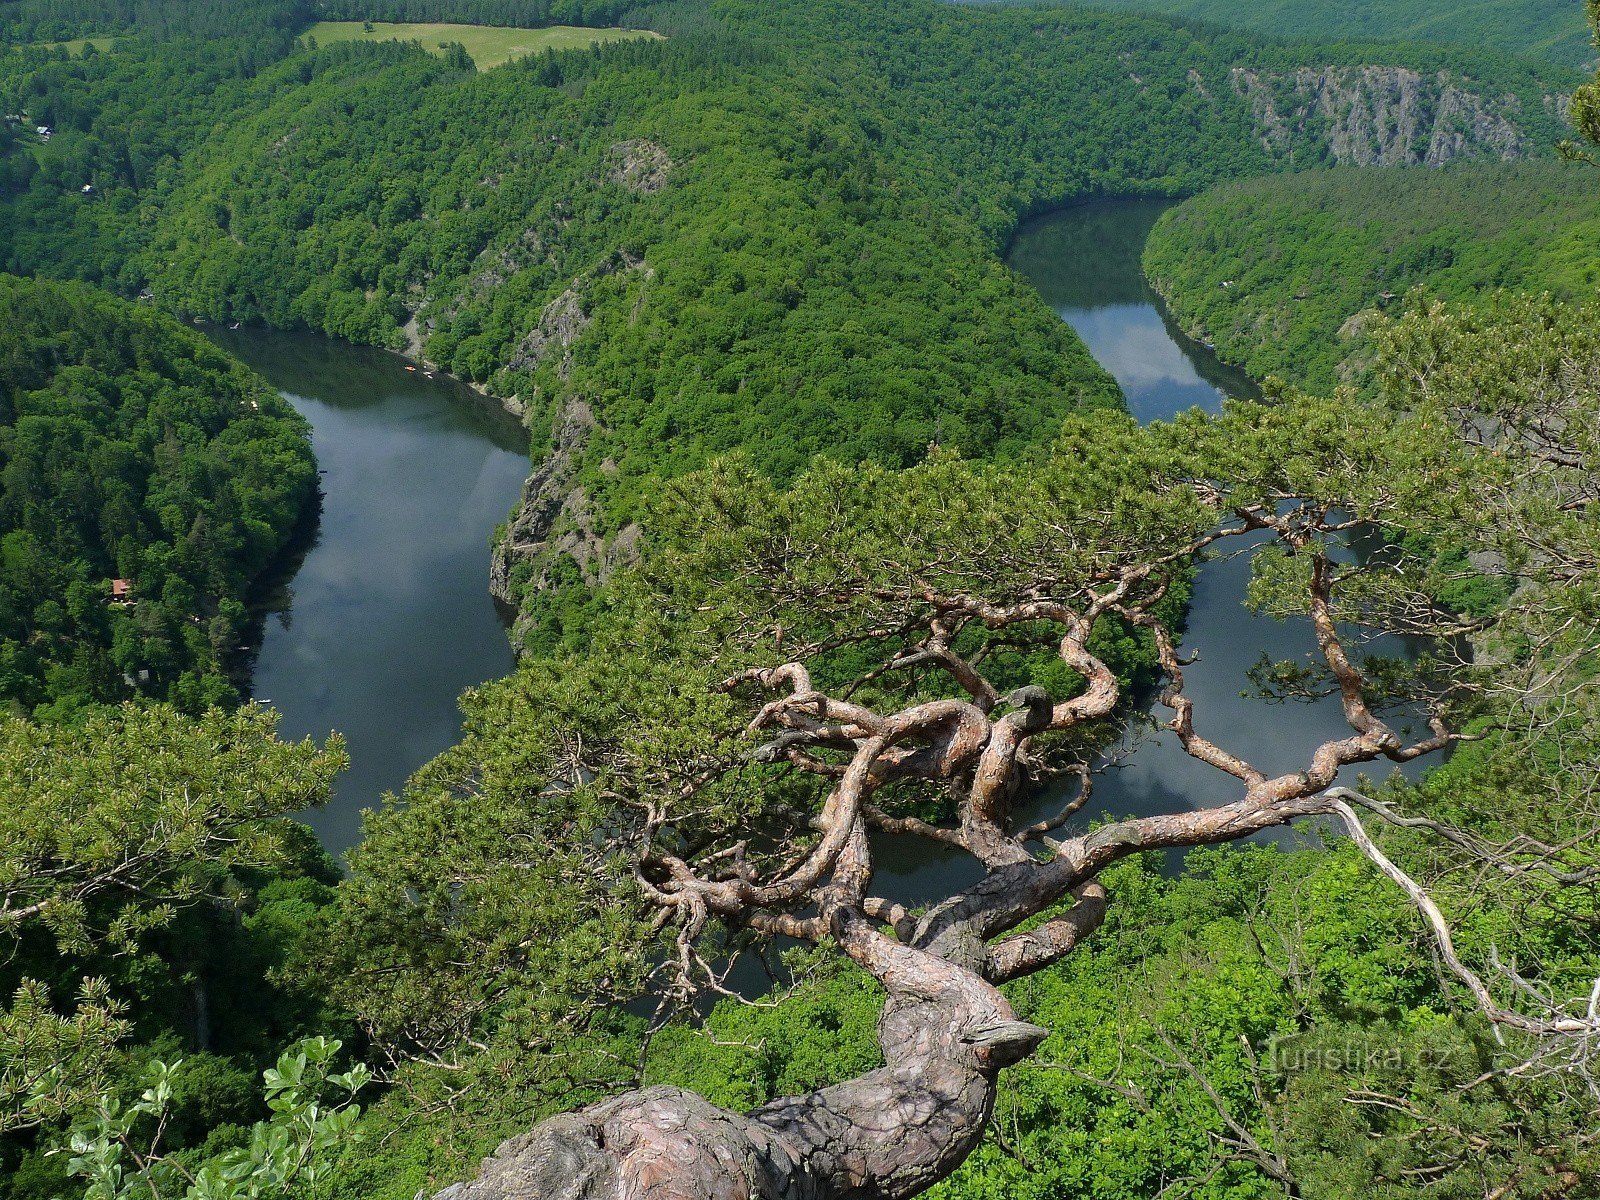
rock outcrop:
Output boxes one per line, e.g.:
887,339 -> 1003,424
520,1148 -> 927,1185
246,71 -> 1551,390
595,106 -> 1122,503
509,284 -> 588,378
428,251 -> 648,645
603,139 -> 672,194
487,392 -> 643,646
1228,66 -> 1532,166
508,252 -> 648,378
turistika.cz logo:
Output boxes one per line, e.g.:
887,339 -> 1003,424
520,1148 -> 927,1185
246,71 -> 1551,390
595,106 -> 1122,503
1263,1031 -> 1456,1074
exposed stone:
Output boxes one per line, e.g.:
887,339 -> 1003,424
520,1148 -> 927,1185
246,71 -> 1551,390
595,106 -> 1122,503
489,397 -> 593,601
429,920 -> 1049,1200
510,285 -> 587,378
487,253 -> 657,644
488,394 -> 645,646
509,253 -> 649,378
1229,65 -> 1531,166
426,1088 -> 807,1200
399,312 -> 427,359
1334,309 -> 1385,382
604,139 -> 673,194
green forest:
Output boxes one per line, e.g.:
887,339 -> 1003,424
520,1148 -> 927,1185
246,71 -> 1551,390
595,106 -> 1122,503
1143,160 -> 1600,387
0,0 -> 309,43
0,276 -> 315,717
1,0 -> 1599,1197
967,0 -> 1598,70
0,0 -> 1575,644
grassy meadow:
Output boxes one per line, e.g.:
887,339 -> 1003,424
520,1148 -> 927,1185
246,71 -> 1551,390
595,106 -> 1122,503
303,21 -> 661,69
19,36 -> 115,55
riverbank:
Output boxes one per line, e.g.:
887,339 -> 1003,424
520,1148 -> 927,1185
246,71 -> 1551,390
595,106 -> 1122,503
202,199 -> 1421,871
207,326 -> 531,852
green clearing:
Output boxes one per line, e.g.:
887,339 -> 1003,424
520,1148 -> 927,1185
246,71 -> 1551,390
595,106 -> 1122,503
50,36 -> 112,53
18,36 -> 115,55
302,21 -> 660,69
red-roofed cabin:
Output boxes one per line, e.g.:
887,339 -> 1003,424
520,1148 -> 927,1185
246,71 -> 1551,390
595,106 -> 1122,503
110,578 -> 135,605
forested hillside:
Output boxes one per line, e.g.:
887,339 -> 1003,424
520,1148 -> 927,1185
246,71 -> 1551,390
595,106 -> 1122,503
1142,160 -> 1600,386
758,0 -> 1577,240
0,276 -> 315,717
1,1 -> 1598,1198
1,0 -> 1573,648
966,0 -> 1597,71
315,0 -> 643,24
0,0 -> 310,44
306,295 -> 1600,1199
0,271 -> 337,1196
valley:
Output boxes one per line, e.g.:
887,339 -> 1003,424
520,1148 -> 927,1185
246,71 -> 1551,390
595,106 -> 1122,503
1,1 -> 1598,1197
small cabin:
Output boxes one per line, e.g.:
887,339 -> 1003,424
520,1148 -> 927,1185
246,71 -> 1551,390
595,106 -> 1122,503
110,578 -> 135,606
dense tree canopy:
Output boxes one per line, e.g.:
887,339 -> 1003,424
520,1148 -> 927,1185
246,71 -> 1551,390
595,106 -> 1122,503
0,704 -> 347,1193
0,0 -> 311,44
1142,161 -> 1600,388
0,276 -> 316,716
0,0 -> 1597,1197
0,0 -> 1574,649
965,0 -> 1599,70
313,310 -> 1600,1196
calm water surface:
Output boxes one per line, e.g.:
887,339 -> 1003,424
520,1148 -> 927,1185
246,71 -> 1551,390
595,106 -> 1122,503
213,200 -> 1420,888
876,198 -> 1422,903
211,329 -> 529,853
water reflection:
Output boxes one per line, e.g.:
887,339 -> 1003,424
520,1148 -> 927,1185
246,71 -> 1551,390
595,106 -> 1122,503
1007,196 -> 1261,416
212,328 -> 530,854
874,198 -> 1422,906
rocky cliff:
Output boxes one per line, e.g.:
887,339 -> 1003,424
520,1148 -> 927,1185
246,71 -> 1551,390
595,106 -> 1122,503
1227,65 -> 1541,166
485,251 -> 651,648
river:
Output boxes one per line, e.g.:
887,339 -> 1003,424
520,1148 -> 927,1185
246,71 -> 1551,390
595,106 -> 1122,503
876,197 -> 1422,903
214,197 -> 1415,880
209,328 -> 530,853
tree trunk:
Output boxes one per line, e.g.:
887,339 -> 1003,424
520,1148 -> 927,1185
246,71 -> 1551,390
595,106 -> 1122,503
431,920 -> 1047,1200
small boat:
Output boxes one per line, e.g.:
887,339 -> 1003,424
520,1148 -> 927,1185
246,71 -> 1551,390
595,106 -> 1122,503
405,365 -> 418,373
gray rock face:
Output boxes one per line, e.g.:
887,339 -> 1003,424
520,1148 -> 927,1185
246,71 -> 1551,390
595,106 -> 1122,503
604,140 -> 673,194
487,254 -> 653,644
487,396 -> 591,609
508,285 -> 588,377
1228,65 -> 1532,166
487,390 -> 645,646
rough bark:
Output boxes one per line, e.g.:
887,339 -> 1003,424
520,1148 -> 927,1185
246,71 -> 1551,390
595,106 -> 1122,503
433,919 -> 1046,1200
431,494 -> 1582,1198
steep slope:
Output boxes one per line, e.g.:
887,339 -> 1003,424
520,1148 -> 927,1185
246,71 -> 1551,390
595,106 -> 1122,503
758,0 -> 1576,242
0,0 -> 1578,651
963,0 -> 1597,71
1142,160 -> 1600,387
0,275 -> 316,716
